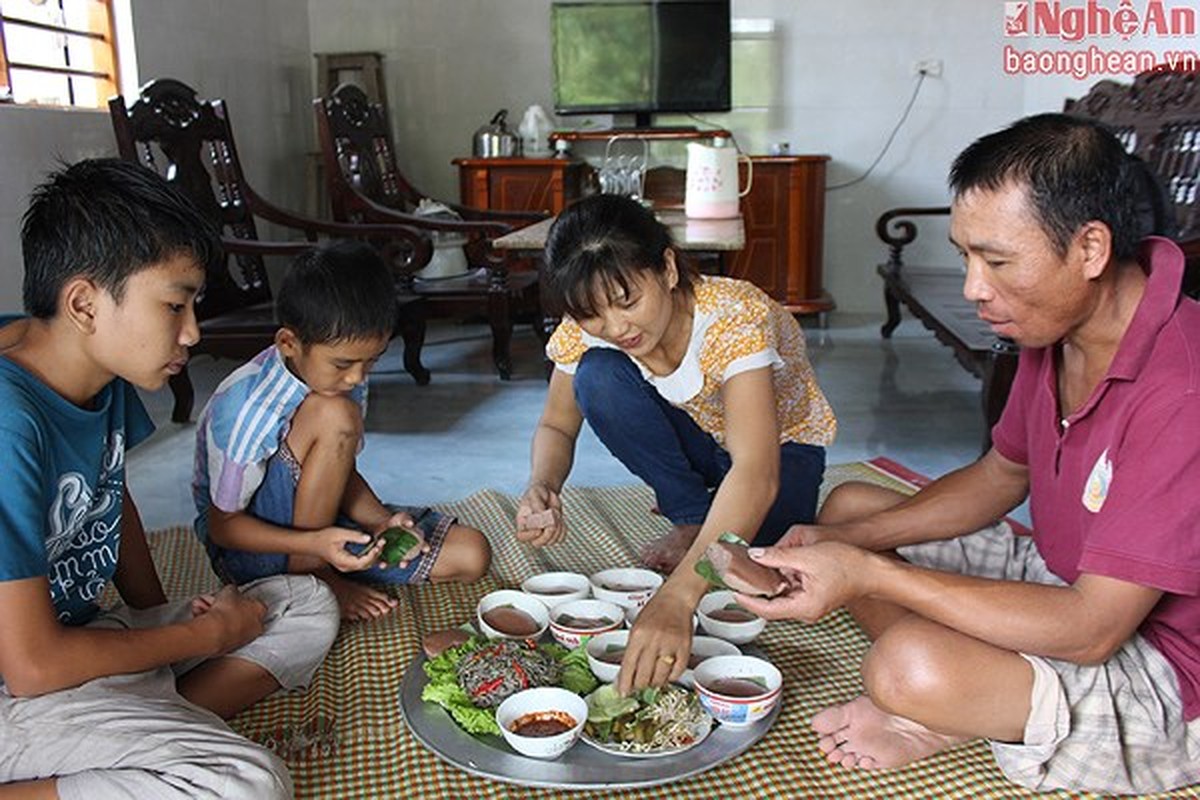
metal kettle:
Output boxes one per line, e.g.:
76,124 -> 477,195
473,109 -> 521,158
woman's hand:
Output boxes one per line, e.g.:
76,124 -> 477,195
307,526 -> 386,573
516,482 -> 565,547
616,586 -> 695,694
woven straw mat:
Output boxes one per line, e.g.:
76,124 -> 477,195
131,462 -> 1200,799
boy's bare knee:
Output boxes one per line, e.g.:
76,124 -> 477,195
291,394 -> 362,443
435,526 -> 491,583
817,482 -> 907,525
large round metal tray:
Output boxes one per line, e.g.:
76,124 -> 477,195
398,651 -> 780,791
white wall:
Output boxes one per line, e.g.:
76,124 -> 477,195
305,0 -> 1035,313
0,0 -> 312,312
3,1 -> 1180,315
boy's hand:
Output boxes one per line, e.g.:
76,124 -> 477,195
373,513 -> 428,569
195,585 -> 267,654
516,483 -> 565,547
309,526 -> 387,572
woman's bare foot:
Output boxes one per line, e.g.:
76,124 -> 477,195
810,695 -> 966,770
639,523 -> 702,573
320,572 -> 398,621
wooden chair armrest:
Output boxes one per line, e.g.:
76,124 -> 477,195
1178,235 -> 1200,259
221,221 -> 434,277
448,203 -> 548,225
346,192 -> 514,239
875,206 -> 952,272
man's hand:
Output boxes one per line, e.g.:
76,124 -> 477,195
193,585 -> 267,654
734,541 -> 872,623
516,483 -> 565,546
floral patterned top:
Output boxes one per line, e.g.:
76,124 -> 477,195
546,276 -> 836,447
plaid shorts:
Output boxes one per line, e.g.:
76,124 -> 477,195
899,524 -> 1200,795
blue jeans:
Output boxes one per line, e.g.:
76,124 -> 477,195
204,441 -> 451,586
573,348 -> 825,546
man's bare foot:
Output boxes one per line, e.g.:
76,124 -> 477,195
810,695 -> 965,770
639,524 -> 702,573
321,572 -> 398,622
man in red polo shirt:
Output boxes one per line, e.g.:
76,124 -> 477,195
737,113 -> 1200,795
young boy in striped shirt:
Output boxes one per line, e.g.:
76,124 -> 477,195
193,241 -> 490,621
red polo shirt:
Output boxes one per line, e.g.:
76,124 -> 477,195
992,237 -> 1200,719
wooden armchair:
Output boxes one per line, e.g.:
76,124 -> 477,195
109,78 -> 433,422
875,67 -> 1200,449
314,83 -> 547,380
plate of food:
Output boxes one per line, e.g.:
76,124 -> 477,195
579,684 -> 712,759
400,622 -> 782,790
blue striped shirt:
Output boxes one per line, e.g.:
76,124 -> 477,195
192,345 -> 366,543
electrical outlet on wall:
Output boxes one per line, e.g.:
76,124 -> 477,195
912,58 -> 943,77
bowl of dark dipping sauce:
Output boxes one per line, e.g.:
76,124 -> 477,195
697,590 -> 767,644
495,687 -> 588,759
548,598 -> 624,648
477,589 -> 550,640
520,571 -> 591,610
692,655 -> 782,727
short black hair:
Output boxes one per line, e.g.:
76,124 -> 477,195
542,194 -> 698,319
949,113 -> 1143,262
20,158 -> 220,319
275,240 -> 398,344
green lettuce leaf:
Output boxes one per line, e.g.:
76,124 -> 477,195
558,641 -> 599,695
420,636 -> 501,735
585,683 -> 640,723
420,679 -> 499,735
694,531 -> 748,589
693,559 -> 729,590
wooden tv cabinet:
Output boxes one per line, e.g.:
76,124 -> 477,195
453,153 -> 833,321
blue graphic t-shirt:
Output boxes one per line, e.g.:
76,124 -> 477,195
0,324 -> 154,625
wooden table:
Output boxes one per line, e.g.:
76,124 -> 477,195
495,209 -> 745,369
494,209 -> 745,262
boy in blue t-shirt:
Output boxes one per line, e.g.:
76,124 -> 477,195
0,160 -> 339,799
193,240 -> 491,622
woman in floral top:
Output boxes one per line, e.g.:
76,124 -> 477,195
515,195 -> 837,691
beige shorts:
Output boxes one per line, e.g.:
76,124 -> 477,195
0,574 -> 339,799
900,524 -> 1200,794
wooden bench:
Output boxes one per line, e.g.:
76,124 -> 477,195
876,68 -> 1200,450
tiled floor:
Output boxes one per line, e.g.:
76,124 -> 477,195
128,312 -> 992,532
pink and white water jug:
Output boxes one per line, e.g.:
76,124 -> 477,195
684,141 -> 753,219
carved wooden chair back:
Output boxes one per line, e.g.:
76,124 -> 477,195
317,82 -> 423,220
1065,68 -> 1200,240
109,78 -> 275,317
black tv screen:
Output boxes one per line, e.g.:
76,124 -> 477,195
551,0 -> 731,123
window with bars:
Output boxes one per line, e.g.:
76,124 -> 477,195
0,0 -> 118,108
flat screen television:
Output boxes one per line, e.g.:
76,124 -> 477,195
551,0 -> 731,128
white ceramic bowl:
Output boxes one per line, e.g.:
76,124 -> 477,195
692,654 -> 783,727
697,590 -> 767,645
476,589 -> 550,641
520,571 -> 591,609
623,603 -> 698,632
495,687 -> 588,759
677,636 -> 742,688
584,629 -> 630,683
548,598 -> 625,648
589,567 -> 663,609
